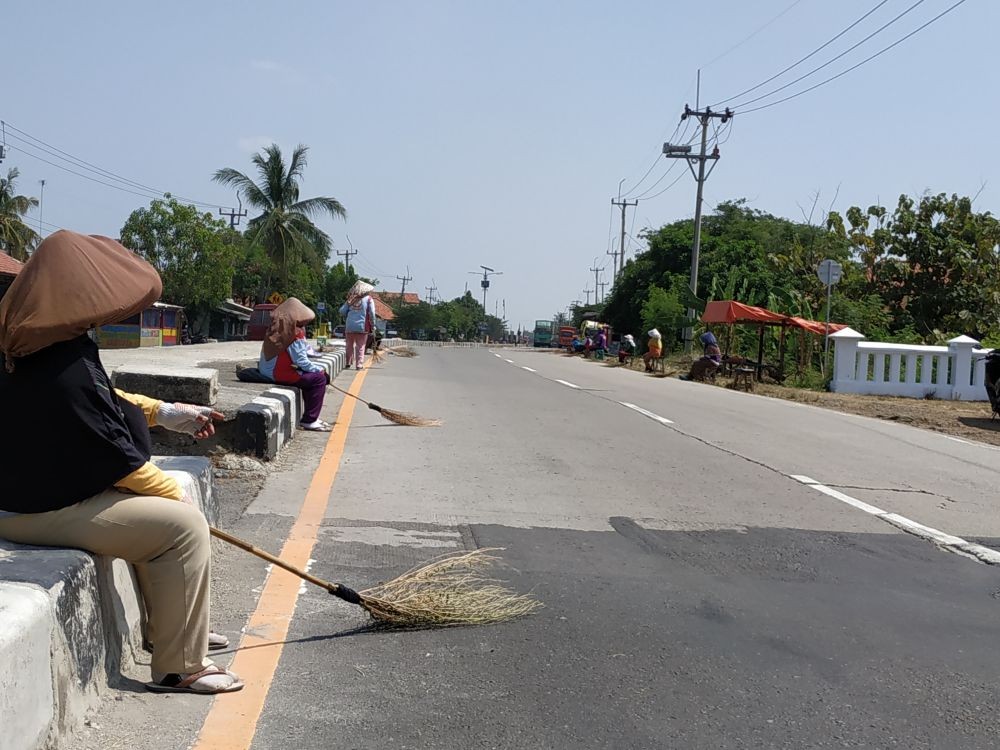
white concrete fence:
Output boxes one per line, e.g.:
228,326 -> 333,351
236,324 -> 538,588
830,328 -> 993,401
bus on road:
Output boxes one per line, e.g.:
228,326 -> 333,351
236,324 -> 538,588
533,320 -> 554,347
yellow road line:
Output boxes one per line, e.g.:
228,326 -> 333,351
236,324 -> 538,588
192,369 -> 368,750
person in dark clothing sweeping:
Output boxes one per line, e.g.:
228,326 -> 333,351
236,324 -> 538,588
0,230 -> 242,695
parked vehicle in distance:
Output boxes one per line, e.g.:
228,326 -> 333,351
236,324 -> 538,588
533,319 -> 554,347
558,326 -> 576,348
247,303 -> 277,341
385,328 -> 399,338
332,325 -> 346,339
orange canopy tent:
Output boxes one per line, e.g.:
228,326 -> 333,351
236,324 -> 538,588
700,300 -> 847,374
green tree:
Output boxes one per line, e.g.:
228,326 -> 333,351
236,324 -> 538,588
120,197 -> 242,319
640,286 -> 684,350
0,167 -> 40,261
213,144 -> 346,294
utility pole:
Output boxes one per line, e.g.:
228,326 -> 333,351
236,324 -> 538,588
396,266 -> 412,303
219,196 -> 248,229
425,283 -> 437,304
610,197 -> 638,279
37,179 -> 45,238
590,259 -> 604,304
663,104 -> 732,351
597,278 -> 609,303
336,246 -> 358,274
583,288 -> 593,306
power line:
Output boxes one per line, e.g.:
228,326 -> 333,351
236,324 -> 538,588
7,145 -> 167,202
728,0 -> 933,111
739,0 -> 971,114
620,118 -> 690,199
634,169 -> 686,202
712,0 -> 892,107
701,0 -> 808,69
630,124 -> 702,201
1,120 -> 229,209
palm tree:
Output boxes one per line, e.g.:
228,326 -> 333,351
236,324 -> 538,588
0,167 -> 40,261
213,144 -> 345,292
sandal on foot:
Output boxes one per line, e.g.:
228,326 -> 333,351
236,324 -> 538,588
208,631 -> 229,651
146,665 -> 244,694
300,420 -> 332,432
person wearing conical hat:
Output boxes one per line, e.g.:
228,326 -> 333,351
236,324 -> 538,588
258,297 -> 332,431
642,328 -> 663,372
339,280 -> 376,370
0,230 -> 243,694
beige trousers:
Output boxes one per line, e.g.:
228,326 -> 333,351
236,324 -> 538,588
0,490 -> 212,675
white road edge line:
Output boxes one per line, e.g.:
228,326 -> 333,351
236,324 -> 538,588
620,402 -> 674,425
790,475 -> 1000,564
554,379 -> 580,389
521,366 -> 537,372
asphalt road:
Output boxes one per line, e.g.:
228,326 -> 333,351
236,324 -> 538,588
90,345 -> 1000,750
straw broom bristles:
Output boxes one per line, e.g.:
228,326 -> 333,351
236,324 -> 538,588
368,403 -> 441,427
356,548 -> 542,627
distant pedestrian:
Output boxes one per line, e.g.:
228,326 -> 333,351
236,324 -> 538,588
681,331 -> 723,381
643,328 -> 663,371
339,280 -> 377,370
619,334 -> 636,363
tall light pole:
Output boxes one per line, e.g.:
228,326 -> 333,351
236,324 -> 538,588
468,265 -> 502,336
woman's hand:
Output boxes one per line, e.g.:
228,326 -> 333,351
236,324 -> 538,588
157,402 -> 225,438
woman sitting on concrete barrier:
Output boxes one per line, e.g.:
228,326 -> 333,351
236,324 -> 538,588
0,230 -> 241,695
258,297 -> 332,432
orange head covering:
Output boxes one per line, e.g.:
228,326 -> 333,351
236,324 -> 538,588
0,230 -> 162,371
261,297 -> 315,359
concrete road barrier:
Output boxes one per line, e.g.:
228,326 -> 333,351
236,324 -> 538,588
111,364 -> 219,406
0,457 -> 218,750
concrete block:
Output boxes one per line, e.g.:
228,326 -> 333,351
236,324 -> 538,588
236,401 -> 282,460
0,585 -> 54,750
0,544 -> 107,748
262,387 -> 301,441
155,456 -> 218,526
111,365 -> 219,406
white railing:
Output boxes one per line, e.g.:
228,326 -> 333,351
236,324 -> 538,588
830,329 -> 992,401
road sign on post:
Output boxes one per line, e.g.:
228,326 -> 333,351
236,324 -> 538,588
817,259 -> 843,374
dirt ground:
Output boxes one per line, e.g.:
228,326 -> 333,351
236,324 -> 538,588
567,349 -> 1000,447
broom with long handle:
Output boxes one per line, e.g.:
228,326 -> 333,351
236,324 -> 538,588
326,381 -> 440,427
210,527 -> 540,627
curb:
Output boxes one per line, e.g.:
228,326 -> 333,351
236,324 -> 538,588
0,457 -> 218,750
234,349 -> 346,460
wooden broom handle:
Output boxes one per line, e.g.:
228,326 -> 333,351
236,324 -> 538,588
210,526 -> 341,594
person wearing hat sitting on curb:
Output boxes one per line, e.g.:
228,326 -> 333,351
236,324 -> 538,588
0,230 -> 242,695
339,280 -> 377,370
642,329 -> 664,371
680,331 -> 723,381
258,297 -> 332,432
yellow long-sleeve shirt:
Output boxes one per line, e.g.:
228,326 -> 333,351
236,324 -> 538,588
113,390 -> 184,501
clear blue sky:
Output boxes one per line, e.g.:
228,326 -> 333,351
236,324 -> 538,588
4,0 -> 992,331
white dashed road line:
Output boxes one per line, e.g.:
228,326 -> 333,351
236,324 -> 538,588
521,366 -> 537,372
504,358 -> 514,363
791,475 -> 1000,564
554,379 -> 580,389
620,402 -> 674,425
